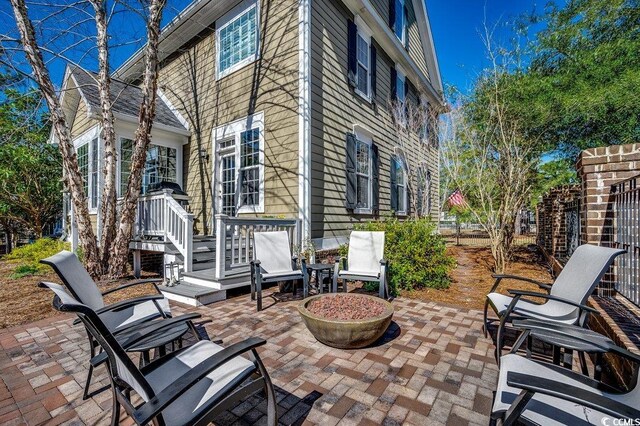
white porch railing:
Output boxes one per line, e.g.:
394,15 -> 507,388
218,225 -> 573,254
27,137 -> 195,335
136,190 -> 194,272
214,214 -> 301,280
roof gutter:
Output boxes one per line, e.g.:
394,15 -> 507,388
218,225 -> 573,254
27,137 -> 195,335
89,111 -> 192,137
113,0 -> 210,81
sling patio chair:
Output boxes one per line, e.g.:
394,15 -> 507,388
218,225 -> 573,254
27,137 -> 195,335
41,250 -> 192,399
250,230 -> 308,311
42,282 -> 277,426
483,244 -> 625,361
491,326 -> 640,426
333,231 -> 388,298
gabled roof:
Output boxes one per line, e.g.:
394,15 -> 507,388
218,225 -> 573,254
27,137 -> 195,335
412,0 -> 444,98
68,67 -> 187,132
113,0 -> 445,106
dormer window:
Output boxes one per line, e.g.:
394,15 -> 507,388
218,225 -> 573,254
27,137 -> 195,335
216,1 -> 259,79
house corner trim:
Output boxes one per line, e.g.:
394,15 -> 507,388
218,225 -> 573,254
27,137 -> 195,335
298,0 -> 312,243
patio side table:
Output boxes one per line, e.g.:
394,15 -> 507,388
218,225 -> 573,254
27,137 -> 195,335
511,319 -> 614,380
305,263 -> 334,295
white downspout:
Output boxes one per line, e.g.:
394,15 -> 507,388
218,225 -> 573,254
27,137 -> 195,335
298,0 -> 312,245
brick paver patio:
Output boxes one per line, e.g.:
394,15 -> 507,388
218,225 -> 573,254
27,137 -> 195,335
0,289 -> 498,425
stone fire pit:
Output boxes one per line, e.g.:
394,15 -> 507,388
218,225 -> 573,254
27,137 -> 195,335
298,293 -> 394,349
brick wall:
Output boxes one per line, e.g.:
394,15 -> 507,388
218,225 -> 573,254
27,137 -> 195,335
535,185 -> 581,273
577,143 -> 640,296
127,250 -> 163,276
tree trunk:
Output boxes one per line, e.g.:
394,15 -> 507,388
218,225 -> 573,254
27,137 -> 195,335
9,0 -> 101,276
5,231 -> 12,255
90,0 -> 118,272
108,0 -> 167,278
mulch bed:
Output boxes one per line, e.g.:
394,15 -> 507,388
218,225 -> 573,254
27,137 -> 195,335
403,244 -> 552,310
307,294 -> 386,320
0,259 -> 161,329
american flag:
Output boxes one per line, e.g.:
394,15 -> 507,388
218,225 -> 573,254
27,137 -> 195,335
447,189 -> 467,207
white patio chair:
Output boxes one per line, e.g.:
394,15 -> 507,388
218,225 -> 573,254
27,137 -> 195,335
42,282 -> 277,426
333,231 -> 388,298
483,244 -> 625,360
491,329 -> 640,426
250,231 -> 308,311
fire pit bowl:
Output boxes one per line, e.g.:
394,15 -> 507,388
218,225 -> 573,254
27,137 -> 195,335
298,293 -> 394,349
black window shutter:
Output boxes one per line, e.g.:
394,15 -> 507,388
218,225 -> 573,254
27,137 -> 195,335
390,158 -> 398,213
404,78 -> 410,115
390,66 -> 397,100
370,42 -> 377,103
389,0 -> 395,30
371,143 -> 380,213
347,19 -> 357,88
404,5 -> 409,49
345,133 -> 357,210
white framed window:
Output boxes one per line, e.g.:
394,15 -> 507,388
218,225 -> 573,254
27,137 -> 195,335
354,127 -> 373,214
118,138 -> 179,196
396,66 -> 406,104
216,0 -> 259,79
394,0 -> 407,45
214,112 -> 265,214
354,16 -> 372,101
393,157 -> 408,215
73,126 -> 100,213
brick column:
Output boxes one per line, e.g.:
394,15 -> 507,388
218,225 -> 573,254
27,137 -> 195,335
577,143 -> 640,296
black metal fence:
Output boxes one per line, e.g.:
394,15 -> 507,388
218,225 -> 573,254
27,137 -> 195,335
611,175 -> 640,307
439,228 -> 536,247
563,199 -> 581,262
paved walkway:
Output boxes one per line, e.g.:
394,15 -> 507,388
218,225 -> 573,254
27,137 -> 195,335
0,290 -> 498,425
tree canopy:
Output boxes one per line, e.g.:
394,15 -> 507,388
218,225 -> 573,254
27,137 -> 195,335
0,77 -> 61,239
511,0 -> 640,157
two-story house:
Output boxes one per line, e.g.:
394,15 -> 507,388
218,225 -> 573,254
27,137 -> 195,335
59,0 -> 444,305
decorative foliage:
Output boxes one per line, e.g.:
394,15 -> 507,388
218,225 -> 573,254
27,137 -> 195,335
5,238 -> 70,277
355,217 -> 455,293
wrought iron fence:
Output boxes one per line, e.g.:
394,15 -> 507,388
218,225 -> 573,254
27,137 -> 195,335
438,228 -> 536,247
563,199 -> 581,262
611,175 -> 640,307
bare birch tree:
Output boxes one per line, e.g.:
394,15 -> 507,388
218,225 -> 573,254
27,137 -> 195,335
388,97 -> 440,218
440,27 -> 540,272
7,0 -> 167,277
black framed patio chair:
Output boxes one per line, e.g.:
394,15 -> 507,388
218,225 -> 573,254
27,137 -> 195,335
483,244 -> 625,360
491,327 -> 640,426
41,251 -> 184,399
250,230 -> 308,311
333,231 -> 388,298
44,283 -> 278,426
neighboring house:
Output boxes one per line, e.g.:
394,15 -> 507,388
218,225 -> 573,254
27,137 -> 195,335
58,0 -> 445,305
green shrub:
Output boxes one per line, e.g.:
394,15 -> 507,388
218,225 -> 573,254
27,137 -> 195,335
355,217 -> 456,294
10,264 -> 41,279
5,238 -> 70,278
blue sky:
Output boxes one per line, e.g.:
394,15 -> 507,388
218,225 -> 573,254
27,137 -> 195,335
0,0 -> 543,92
427,0 -> 542,94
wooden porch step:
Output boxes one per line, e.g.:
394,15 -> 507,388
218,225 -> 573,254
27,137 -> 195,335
160,282 -> 226,307
182,267 -> 251,290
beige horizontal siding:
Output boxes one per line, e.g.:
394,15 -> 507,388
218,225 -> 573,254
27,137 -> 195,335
70,98 -> 97,140
310,0 -> 439,239
156,0 -> 300,234
369,0 -> 431,81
